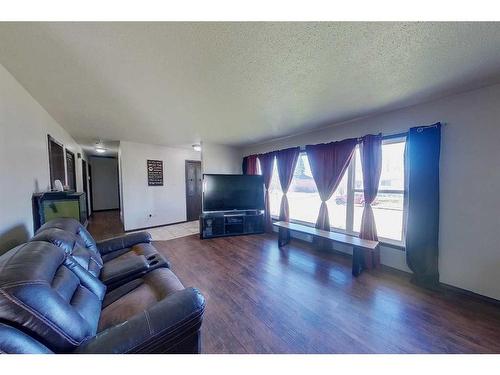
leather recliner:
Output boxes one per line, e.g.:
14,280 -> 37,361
0,241 -> 205,354
33,218 -> 169,289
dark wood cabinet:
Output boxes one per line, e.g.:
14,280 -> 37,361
32,192 -> 88,232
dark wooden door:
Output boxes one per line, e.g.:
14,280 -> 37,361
185,160 -> 202,221
47,135 -> 65,189
66,149 -> 77,191
82,159 -> 89,218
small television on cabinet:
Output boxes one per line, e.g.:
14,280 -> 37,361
202,174 -> 265,212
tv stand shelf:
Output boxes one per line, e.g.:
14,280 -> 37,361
200,211 -> 264,239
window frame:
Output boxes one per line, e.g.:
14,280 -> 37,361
348,136 -> 407,247
269,136 -> 407,250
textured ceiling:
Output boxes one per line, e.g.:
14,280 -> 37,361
1,22 -> 500,150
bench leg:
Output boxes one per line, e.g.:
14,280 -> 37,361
352,246 -> 365,277
278,228 -> 290,248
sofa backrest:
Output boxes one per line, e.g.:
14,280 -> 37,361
36,218 -> 99,253
31,227 -> 103,277
0,241 -> 105,352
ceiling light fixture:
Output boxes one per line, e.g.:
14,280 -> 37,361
192,144 -> 201,152
95,140 -> 107,154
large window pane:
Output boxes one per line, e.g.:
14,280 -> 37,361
269,153 -> 348,229
354,147 -> 363,190
374,193 -> 404,241
379,141 -> 405,190
268,159 -> 281,217
326,171 -> 347,230
353,139 -> 406,241
354,141 -> 406,191
353,192 -> 404,241
288,154 -> 321,223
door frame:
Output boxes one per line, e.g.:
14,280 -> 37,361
89,155 -> 121,211
47,134 -> 65,190
185,160 -> 202,221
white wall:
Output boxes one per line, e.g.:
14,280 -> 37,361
201,142 -> 242,175
120,141 -> 201,231
242,84 -> 500,301
90,156 -> 119,211
0,64 -> 85,253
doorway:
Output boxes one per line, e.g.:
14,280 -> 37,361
90,156 -> 120,211
185,160 -> 202,221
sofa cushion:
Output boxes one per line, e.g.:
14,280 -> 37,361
32,221 -> 169,289
31,227 -> 104,277
36,218 -> 99,253
0,241 -> 105,352
100,242 -> 158,263
98,268 -> 184,332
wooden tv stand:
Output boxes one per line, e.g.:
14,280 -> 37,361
200,211 -> 264,239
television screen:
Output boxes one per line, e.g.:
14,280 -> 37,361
203,174 -> 265,211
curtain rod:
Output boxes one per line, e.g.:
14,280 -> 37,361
356,122 -> 445,142
250,122 -> 446,156
297,132 -> 406,152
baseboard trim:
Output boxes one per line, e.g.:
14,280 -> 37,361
439,282 -> 500,306
92,208 -> 120,213
125,220 -> 190,233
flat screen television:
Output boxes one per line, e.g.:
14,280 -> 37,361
203,174 -> 265,212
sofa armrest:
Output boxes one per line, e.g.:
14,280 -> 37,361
99,255 -> 150,286
96,232 -> 152,255
75,288 -> 205,354
0,322 -> 53,354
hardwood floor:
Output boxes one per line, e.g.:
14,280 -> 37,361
88,211 -> 500,354
87,210 -> 124,241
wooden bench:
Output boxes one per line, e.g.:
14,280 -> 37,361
272,221 -> 379,277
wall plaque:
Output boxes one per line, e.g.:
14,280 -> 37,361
147,159 -> 163,186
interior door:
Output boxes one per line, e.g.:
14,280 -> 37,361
66,149 -> 77,191
185,160 -> 202,221
82,159 -> 89,218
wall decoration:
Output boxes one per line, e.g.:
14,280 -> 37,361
147,159 -> 163,186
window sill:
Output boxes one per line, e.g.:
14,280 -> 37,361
271,216 -> 405,251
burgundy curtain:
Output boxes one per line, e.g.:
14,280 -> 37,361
306,139 -> 357,231
257,152 -> 275,233
276,147 -> 300,240
359,134 -> 382,269
242,155 -> 259,175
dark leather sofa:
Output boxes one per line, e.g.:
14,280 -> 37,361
0,220 -> 205,354
32,218 -> 169,289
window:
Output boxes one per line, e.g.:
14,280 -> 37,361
268,153 -> 348,230
352,139 -> 406,242
267,138 -> 406,244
